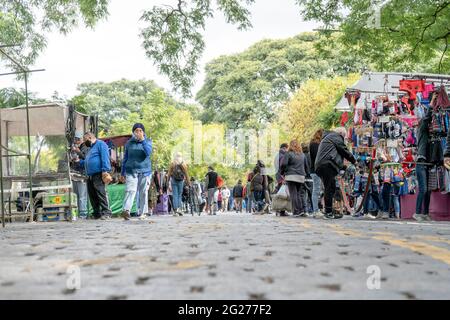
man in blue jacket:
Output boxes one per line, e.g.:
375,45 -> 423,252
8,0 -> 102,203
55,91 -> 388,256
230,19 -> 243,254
79,132 -> 112,220
120,123 -> 153,220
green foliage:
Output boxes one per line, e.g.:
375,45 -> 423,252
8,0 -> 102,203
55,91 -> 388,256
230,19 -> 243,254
297,0 -> 450,73
0,0 -> 108,69
197,32 -> 366,129
72,79 -> 201,131
280,74 -> 360,142
0,87 -> 48,108
140,0 -> 255,97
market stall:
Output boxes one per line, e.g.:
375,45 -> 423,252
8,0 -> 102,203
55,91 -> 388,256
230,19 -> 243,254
335,71 -> 450,220
0,103 -> 91,222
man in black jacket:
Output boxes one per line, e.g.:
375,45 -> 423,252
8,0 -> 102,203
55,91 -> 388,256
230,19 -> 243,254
204,166 -> 218,215
315,127 -> 356,219
232,180 -> 244,213
415,108 -> 434,221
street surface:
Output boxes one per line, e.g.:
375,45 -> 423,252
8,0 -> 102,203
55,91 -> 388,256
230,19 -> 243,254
1,213 -> 450,300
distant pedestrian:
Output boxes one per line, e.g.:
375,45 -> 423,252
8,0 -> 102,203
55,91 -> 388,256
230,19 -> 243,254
221,186 -> 230,212
204,166 -> 219,215
168,152 -> 190,216
250,167 -> 266,214
280,139 -> 310,217
309,129 -> 324,218
232,180 -> 244,213
274,143 -> 289,193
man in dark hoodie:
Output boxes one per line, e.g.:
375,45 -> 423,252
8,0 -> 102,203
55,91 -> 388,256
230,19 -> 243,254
315,127 -> 356,219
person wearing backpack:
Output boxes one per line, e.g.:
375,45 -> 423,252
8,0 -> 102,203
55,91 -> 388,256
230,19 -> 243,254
232,180 -> 244,213
168,152 -> 190,216
204,166 -> 219,215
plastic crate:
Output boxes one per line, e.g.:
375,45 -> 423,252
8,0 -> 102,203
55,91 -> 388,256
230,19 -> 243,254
42,193 -> 77,208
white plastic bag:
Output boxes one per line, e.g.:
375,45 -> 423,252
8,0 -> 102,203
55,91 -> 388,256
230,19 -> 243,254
277,184 -> 290,200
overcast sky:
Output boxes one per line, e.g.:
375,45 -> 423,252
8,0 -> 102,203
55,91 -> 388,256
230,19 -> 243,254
1,0 -> 318,102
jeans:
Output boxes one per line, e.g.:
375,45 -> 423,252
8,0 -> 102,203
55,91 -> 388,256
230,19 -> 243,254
287,181 -> 306,215
253,191 -> 264,212
363,190 -> 382,213
234,197 -> 243,212
87,173 -> 111,218
123,173 -> 151,215
381,183 -> 392,213
392,195 -> 400,215
171,180 -> 185,211
416,164 -> 431,215
73,180 -> 88,217
207,188 -> 217,214
310,173 -> 322,212
316,166 -> 337,214
246,193 -> 254,213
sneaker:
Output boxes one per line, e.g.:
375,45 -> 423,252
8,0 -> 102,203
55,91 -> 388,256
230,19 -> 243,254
323,212 -> 334,220
122,210 -> 131,220
352,212 -> 364,218
139,214 -> 148,220
412,213 -> 424,221
333,213 -> 344,219
279,212 -> 289,217
422,215 -> 432,222
365,213 -> 377,219
314,211 -> 324,219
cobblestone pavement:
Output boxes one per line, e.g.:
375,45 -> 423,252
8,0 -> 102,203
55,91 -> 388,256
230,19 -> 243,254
1,213 -> 450,300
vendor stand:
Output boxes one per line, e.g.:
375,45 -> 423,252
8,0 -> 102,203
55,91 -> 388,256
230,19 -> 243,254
0,103 -> 92,223
335,71 -> 450,221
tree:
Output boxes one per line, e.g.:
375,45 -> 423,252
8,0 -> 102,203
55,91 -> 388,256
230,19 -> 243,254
296,0 -> 450,73
140,0 -> 255,97
0,87 -> 47,108
279,74 -> 360,143
71,78 -> 202,131
0,0 -> 108,69
196,32 -> 366,129
72,79 -> 182,131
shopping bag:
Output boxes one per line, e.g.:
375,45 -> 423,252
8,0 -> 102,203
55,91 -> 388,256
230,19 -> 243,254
272,194 -> 292,212
277,184 -> 290,200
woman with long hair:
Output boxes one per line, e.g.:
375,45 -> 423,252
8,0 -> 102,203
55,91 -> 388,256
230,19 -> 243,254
281,139 -> 310,217
309,129 -> 324,218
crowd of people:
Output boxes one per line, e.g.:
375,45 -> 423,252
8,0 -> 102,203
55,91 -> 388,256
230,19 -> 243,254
69,119 -> 450,221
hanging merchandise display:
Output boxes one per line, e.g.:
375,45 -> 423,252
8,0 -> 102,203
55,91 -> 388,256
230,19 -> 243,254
334,72 -> 450,221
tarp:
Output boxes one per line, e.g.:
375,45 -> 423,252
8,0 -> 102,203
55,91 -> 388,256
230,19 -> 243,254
100,135 -> 132,148
88,184 -> 136,216
335,72 -> 403,111
0,103 -> 88,137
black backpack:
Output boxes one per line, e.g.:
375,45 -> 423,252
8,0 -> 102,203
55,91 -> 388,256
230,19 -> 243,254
173,164 -> 185,181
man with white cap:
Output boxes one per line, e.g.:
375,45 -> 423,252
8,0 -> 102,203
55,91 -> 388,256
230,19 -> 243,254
70,131 -> 90,219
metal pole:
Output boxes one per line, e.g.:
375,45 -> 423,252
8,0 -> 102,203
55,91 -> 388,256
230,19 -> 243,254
24,72 -> 34,222
0,111 -> 5,228
0,69 -> 45,77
